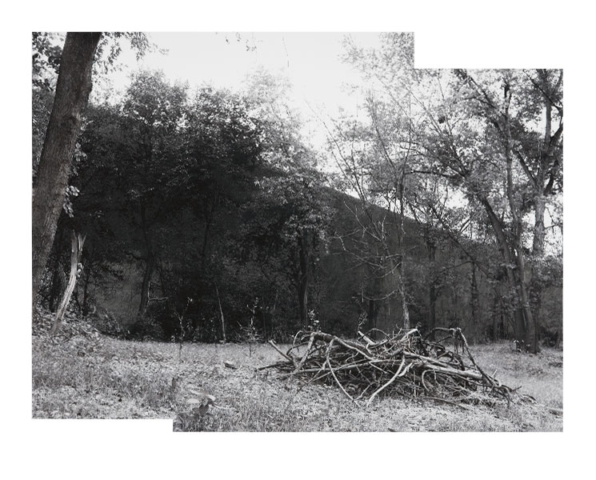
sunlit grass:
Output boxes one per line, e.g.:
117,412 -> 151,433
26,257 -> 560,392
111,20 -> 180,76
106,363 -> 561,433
32,336 -> 563,431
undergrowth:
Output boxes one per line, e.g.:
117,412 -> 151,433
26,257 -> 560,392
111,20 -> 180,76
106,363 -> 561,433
32,323 -> 563,432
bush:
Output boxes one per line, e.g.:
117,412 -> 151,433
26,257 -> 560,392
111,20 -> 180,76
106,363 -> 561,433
89,308 -> 127,338
126,315 -> 165,341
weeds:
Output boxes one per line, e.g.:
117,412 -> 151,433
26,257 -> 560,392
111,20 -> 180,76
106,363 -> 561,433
32,335 -> 563,431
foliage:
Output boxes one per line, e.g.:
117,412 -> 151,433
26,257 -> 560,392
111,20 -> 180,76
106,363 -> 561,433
34,34 -> 562,346
332,35 -> 563,350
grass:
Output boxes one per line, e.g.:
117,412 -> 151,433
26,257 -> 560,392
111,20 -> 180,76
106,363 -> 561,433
32,333 -> 563,432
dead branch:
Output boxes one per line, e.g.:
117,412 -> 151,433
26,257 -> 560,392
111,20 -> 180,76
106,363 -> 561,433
264,327 -> 518,407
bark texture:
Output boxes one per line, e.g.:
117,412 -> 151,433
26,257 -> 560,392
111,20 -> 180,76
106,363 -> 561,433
32,32 -> 102,312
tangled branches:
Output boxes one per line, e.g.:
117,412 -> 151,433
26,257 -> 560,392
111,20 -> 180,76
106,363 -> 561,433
262,327 -> 517,407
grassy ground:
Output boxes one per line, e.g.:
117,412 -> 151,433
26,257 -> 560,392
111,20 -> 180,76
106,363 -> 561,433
32,332 -> 563,432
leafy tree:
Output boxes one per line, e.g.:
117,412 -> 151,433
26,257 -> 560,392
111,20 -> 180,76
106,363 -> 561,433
240,70 -> 334,329
32,33 -> 102,315
450,69 -> 563,351
338,34 -> 562,351
72,70 -> 190,324
72,78 -> 268,339
32,32 -> 153,317
243,163 -> 332,329
118,70 -> 188,316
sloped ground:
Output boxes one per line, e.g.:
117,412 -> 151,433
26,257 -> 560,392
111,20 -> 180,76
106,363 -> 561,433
32,325 -> 563,431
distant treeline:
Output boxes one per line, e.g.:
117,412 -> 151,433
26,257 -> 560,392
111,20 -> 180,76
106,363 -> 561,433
34,69 -> 562,346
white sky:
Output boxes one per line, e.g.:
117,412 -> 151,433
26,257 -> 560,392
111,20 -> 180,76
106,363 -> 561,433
99,31 -> 567,246
102,32 -> 384,150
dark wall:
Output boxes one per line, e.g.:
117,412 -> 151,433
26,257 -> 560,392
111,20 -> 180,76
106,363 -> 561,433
80,183 -> 562,343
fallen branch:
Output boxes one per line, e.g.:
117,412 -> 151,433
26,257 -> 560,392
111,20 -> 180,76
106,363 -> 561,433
264,327 -> 516,407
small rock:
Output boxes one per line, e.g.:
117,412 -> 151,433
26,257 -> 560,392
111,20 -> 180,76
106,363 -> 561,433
224,360 -> 237,369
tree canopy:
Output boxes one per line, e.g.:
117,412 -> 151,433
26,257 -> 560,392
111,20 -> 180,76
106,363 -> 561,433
32,33 -> 562,350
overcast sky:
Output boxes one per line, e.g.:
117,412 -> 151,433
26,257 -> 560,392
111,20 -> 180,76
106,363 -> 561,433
101,32 -> 384,150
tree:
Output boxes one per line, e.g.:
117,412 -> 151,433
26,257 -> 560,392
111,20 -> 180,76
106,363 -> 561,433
72,79 -> 268,339
32,32 -> 63,177
439,69 -> 562,352
32,32 -> 153,316
329,33 -> 421,331
338,35 -> 562,351
32,33 -> 102,314
245,164 -> 332,329
119,70 -> 189,317
240,70 -> 333,329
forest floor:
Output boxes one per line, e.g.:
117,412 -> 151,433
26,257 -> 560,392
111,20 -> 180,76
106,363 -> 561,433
32,328 -> 563,432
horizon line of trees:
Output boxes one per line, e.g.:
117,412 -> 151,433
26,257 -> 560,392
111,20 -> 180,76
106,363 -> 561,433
32,33 -> 562,352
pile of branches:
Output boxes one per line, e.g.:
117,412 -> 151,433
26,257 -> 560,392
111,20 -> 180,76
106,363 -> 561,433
262,327 -> 521,407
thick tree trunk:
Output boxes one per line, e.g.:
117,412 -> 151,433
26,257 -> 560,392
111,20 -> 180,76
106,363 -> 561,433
398,257 -> 410,330
49,266 -> 66,312
525,70 -> 562,352
516,242 -> 539,353
46,224 -> 66,312
479,197 -> 527,342
51,232 -> 86,334
504,96 -> 539,353
532,194 -> 546,258
396,183 -> 410,331
528,192 -> 547,351
32,33 -> 102,313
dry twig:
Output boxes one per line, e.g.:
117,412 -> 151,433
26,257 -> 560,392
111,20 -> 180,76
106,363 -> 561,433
264,327 -> 516,407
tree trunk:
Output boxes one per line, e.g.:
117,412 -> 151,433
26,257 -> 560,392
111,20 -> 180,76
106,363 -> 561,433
51,232 -> 86,335
81,259 -> 93,317
138,254 -> 155,318
216,285 -> 226,343
525,70 -> 562,352
478,197 -> 527,343
470,262 -> 480,345
427,239 -> 437,339
504,94 -> 538,353
47,224 -> 66,312
396,179 -> 410,331
201,198 -> 217,270
297,230 -> 310,328
529,192 -> 546,351
32,33 -> 102,313
516,243 -> 539,353
532,193 -> 547,258
49,259 -> 66,313
491,296 -> 499,341
138,200 -> 155,318
398,258 -> 410,330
